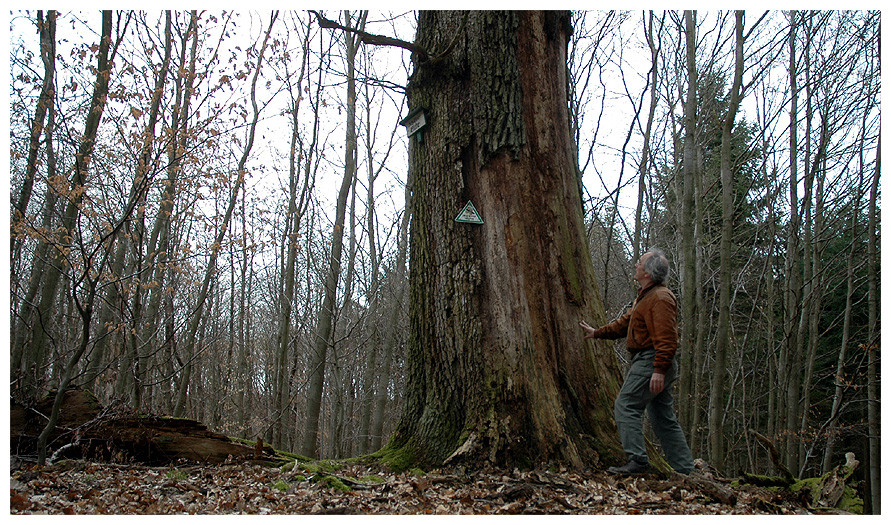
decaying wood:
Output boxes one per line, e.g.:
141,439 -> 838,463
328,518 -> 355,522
818,452 -> 859,507
682,472 -> 737,506
10,389 -> 277,466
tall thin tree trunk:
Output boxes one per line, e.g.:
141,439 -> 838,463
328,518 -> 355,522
788,16 -> 817,473
329,159 -> 361,457
370,182 -> 411,453
822,163 -> 862,472
865,129 -> 880,514
329,170 -> 361,458
710,10 -> 744,472
634,11 -> 658,263
13,10 -> 116,400
765,166 -> 779,448
678,10 -> 700,454
235,198 -> 255,438
10,11 -> 58,383
86,12 -> 173,394
173,12 -> 277,416
798,110 -> 828,477
781,10 -> 801,467
302,10 -> 366,458
358,89 -> 383,454
127,11 -> 198,406
11,10 -> 56,271
272,46 -> 311,446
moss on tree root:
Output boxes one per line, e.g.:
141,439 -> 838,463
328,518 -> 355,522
368,439 -> 424,472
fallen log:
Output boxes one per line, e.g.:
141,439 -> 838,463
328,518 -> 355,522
10,389 -> 281,466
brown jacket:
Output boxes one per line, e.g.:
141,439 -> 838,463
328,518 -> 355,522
592,283 -> 679,374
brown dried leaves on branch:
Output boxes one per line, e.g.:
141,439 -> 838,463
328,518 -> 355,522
11,461 -> 818,515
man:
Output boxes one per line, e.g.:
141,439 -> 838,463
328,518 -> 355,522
580,249 -> 694,475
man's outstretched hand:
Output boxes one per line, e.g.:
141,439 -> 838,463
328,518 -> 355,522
579,321 -> 599,340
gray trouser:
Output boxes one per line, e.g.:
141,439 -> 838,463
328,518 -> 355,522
614,349 -> 694,473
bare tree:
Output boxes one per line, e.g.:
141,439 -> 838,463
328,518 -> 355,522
33,12 -> 160,463
11,10 -> 56,271
865,118 -> 880,515
173,11 -> 278,416
302,10 -> 367,458
83,11 -> 174,399
269,12 -> 315,448
677,10 -> 701,452
12,11 -> 125,400
710,10 -> 745,471
781,9 -> 802,468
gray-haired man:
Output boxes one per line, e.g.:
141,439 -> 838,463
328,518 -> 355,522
580,249 -> 694,475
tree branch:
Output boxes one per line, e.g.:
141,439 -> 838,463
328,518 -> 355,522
749,429 -> 796,485
311,10 -> 428,60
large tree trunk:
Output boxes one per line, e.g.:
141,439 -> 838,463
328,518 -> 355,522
383,11 -> 624,470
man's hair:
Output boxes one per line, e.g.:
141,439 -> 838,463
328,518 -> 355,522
644,248 -> 670,285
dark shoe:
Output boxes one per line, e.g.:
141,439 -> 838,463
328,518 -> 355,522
608,460 -> 651,474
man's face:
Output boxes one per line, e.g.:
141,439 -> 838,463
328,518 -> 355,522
635,253 -> 652,283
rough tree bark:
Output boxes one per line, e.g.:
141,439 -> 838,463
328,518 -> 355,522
381,11 -> 624,470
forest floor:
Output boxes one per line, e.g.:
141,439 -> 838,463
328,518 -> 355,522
11,458 -> 826,515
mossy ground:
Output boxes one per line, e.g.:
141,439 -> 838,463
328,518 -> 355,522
313,475 -> 351,492
271,480 -> 289,491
